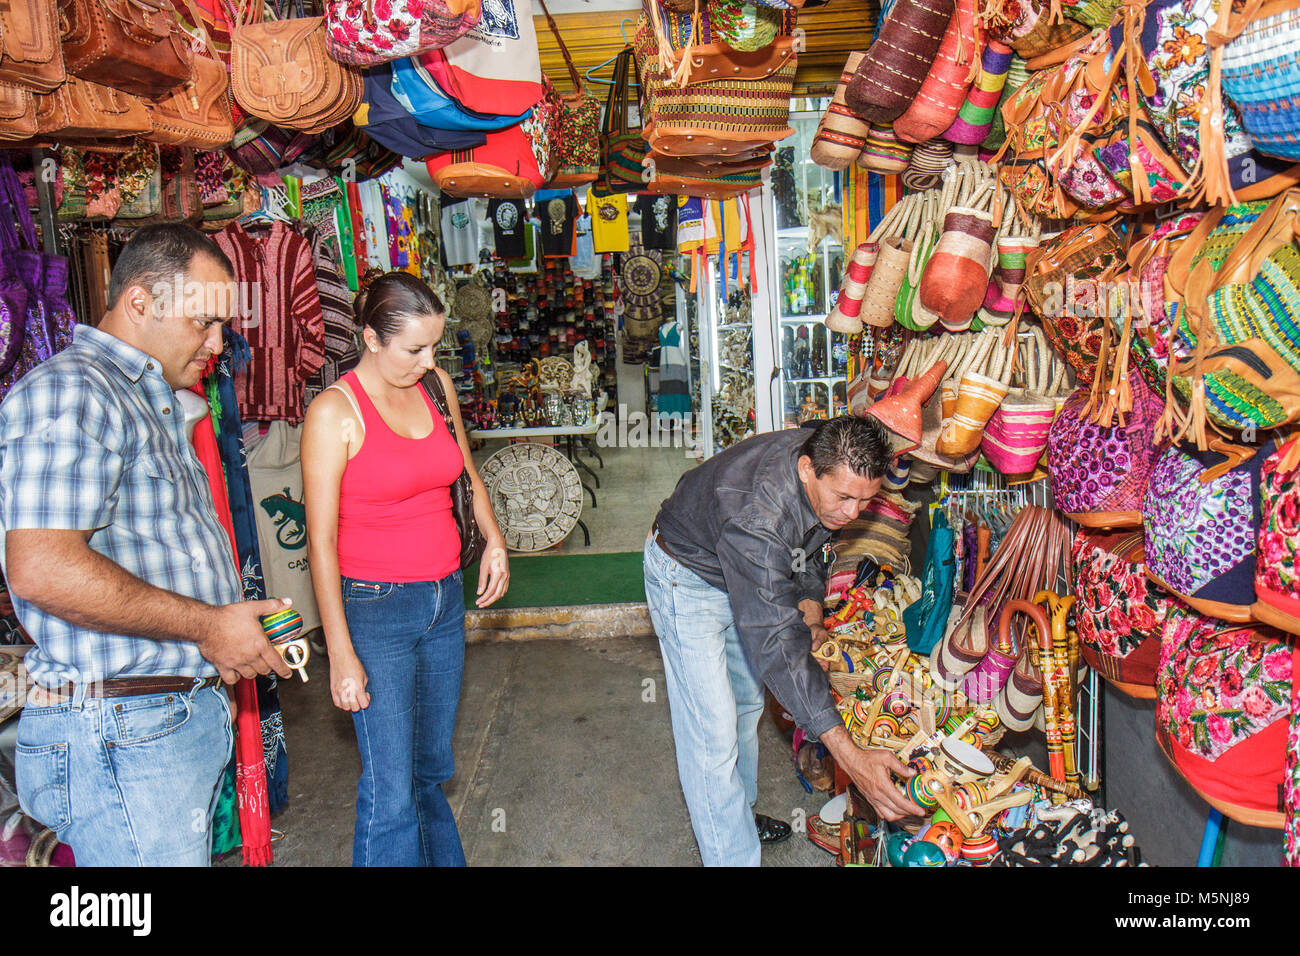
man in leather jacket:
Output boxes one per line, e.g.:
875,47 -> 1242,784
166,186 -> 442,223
644,416 -> 922,865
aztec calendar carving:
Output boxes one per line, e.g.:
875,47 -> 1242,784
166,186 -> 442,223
479,442 -> 583,552
537,356 -> 574,389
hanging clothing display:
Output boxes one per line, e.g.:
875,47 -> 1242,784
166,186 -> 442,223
358,178 -> 394,273
213,221 -> 326,426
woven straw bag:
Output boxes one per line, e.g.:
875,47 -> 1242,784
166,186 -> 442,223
845,0 -> 955,123
893,0 -> 980,145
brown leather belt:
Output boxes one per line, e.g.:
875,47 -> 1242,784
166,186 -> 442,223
43,675 -> 222,700
650,521 -> 679,565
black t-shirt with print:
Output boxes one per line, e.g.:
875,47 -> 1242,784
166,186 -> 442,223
489,198 -> 527,259
537,192 -> 578,258
636,193 -> 678,251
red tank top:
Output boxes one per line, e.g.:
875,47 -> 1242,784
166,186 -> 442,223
335,371 -> 464,582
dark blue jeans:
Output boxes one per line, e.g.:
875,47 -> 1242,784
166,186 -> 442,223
341,571 -> 466,867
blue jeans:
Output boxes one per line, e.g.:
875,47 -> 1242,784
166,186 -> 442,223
643,535 -> 764,866
342,571 -> 466,867
14,683 -> 232,866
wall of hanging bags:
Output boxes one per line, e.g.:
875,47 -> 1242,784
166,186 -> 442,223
808,0 -> 1300,865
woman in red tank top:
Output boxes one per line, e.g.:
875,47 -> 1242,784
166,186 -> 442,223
302,272 -> 508,867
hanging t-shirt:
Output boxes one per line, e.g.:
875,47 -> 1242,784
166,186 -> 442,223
677,196 -> 714,253
636,193 -> 678,251
586,187 -> 629,254
489,198 -> 528,258
508,218 -> 541,273
571,213 -> 600,279
440,196 -> 485,267
537,191 -> 578,258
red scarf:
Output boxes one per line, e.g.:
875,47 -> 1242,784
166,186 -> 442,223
189,381 -> 274,866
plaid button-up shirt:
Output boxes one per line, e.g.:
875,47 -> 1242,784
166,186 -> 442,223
0,324 -> 241,688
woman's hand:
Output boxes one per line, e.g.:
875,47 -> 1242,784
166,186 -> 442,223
475,537 -> 510,608
330,649 -> 371,712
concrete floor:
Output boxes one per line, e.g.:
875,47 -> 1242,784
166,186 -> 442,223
263,634 -> 836,867
471,432 -> 699,557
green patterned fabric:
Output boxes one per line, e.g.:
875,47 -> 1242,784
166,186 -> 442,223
211,758 -> 242,861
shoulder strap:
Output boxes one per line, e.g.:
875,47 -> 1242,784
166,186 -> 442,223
324,380 -> 365,436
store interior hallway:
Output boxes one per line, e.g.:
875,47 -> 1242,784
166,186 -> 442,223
262,634 -> 836,867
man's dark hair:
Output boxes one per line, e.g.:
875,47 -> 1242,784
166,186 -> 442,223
107,224 -> 234,310
353,271 -> 445,345
800,416 -> 892,480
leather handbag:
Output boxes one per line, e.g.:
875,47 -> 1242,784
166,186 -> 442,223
0,0 -> 66,93
59,0 -> 194,99
228,0 -> 363,134
0,84 -> 38,142
147,0 -> 236,148
35,76 -> 154,140
420,370 -> 487,568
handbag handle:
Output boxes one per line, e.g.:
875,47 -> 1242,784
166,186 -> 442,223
536,0 -> 586,94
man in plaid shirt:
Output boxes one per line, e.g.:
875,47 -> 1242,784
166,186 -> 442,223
0,225 -> 291,866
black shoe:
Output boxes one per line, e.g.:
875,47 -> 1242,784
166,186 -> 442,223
755,813 -> 792,845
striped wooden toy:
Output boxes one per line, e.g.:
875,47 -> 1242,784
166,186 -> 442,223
262,608 -> 304,645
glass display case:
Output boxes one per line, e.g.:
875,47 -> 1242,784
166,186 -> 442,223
770,105 -> 850,429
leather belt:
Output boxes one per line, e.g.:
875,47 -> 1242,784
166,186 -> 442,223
650,521 -> 680,565
41,675 -> 222,701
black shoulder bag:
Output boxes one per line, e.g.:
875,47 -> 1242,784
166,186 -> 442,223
421,370 -> 487,568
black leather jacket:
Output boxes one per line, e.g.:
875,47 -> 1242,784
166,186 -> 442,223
653,429 -> 840,739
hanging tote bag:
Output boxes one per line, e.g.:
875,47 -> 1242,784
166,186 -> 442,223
535,0 -> 601,187
425,83 -> 558,197
599,47 -> 649,193
324,0 -> 482,67
1221,0 -> 1300,162
435,0 -> 544,116
1047,368 -> 1167,529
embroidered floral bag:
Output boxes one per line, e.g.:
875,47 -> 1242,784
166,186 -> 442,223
1072,529 -> 1175,689
1156,603 -> 1297,850
1254,437 -> 1300,638
324,0 -> 482,67
1143,437 -> 1275,622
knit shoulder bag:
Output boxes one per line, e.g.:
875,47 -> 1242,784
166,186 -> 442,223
537,0 -> 601,187
1221,0 -> 1300,162
599,47 -> 648,193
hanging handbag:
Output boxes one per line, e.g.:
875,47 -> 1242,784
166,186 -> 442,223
1221,0 -> 1300,162
1047,368 -> 1166,529
599,47 -> 649,194
324,0 -> 482,67
1143,437 -> 1276,623
0,0 -> 65,93
389,57 -> 531,131
34,76 -> 154,140
536,0 -> 601,187
146,0 -> 236,148
59,0 -> 193,99
892,0 -> 980,145
0,83 -> 38,142
1072,529 -> 1173,690
435,0 -> 544,116
1156,604 -> 1296,831
1255,437 -> 1300,637
845,0 -> 954,123
228,0 -> 364,134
